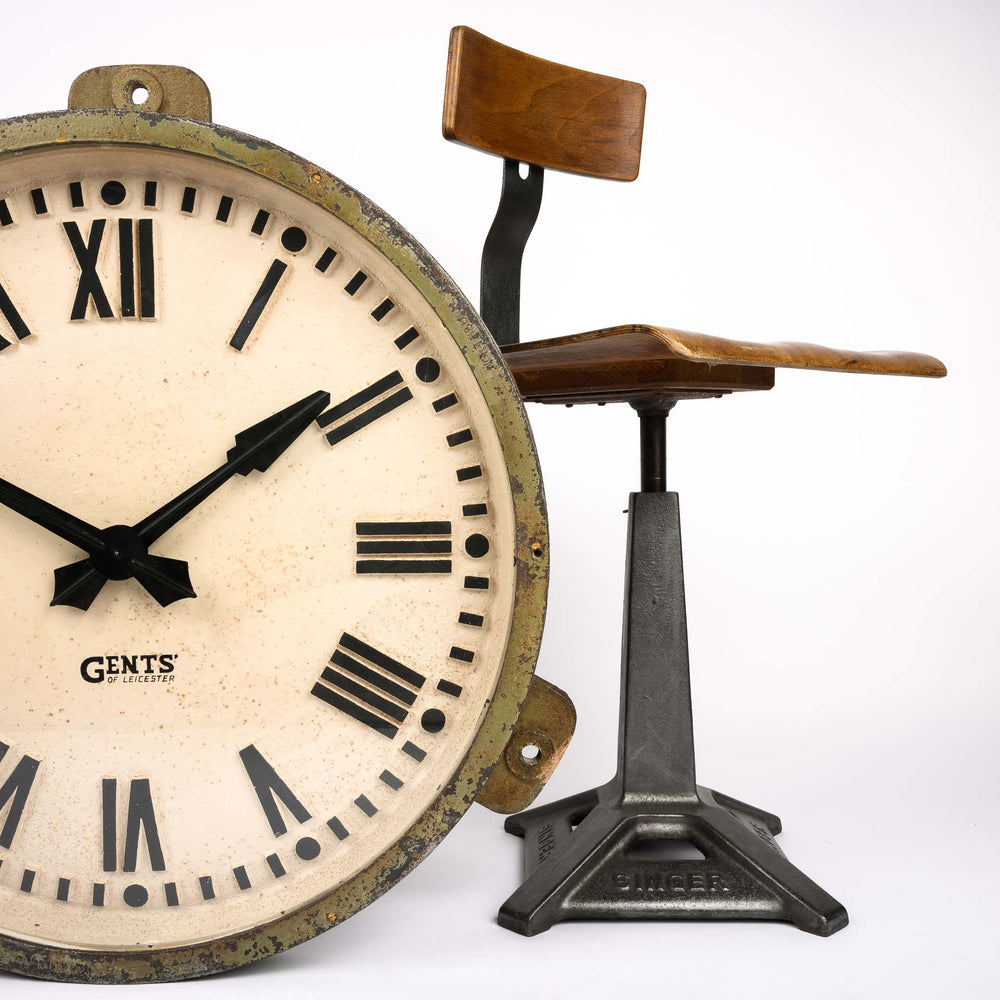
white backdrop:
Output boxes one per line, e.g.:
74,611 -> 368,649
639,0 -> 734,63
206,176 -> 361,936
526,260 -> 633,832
2,0 -> 997,996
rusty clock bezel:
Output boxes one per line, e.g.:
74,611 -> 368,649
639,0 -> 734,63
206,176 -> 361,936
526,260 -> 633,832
0,108 -> 548,983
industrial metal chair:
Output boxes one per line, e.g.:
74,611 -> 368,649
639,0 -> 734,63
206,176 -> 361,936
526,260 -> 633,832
443,25 -> 946,936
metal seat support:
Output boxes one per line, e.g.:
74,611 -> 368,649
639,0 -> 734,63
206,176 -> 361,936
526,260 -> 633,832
499,406 -> 848,935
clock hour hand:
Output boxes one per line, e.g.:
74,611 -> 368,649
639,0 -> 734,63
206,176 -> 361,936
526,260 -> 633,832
0,477 -> 195,609
0,476 -> 108,553
52,551 -> 195,611
52,390 -> 330,610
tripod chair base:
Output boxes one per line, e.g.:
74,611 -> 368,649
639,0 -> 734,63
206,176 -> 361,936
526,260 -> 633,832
500,780 -> 847,936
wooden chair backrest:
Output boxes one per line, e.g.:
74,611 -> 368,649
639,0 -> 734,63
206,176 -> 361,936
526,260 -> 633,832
442,26 -> 646,181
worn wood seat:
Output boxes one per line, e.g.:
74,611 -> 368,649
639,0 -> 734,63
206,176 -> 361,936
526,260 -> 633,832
443,27 -> 946,401
503,324 -> 946,404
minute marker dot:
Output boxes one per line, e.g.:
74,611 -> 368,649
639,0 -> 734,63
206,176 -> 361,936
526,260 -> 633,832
281,226 -> 308,253
295,837 -> 322,861
415,357 -> 440,383
465,533 -> 490,558
421,708 -> 446,733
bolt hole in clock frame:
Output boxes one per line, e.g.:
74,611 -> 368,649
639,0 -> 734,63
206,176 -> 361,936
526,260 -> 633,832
0,62 -> 575,983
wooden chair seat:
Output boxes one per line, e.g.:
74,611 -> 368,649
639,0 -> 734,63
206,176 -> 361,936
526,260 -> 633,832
503,324 -> 946,404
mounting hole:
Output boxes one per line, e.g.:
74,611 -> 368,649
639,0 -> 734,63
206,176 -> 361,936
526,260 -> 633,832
505,730 -> 555,779
111,68 -> 164,113
530,541 -> 544,559
518,161 -> 530,180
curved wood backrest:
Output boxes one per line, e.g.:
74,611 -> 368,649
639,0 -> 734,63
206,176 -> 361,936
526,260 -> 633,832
443,26 -> 646,181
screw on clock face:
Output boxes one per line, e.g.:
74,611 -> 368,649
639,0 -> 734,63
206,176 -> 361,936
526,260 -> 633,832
2,390 -> 330,611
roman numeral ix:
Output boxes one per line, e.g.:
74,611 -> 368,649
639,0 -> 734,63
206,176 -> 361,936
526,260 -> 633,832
355,521 -> 453,574
64,218 -> 155,321
312,633 -> 426,739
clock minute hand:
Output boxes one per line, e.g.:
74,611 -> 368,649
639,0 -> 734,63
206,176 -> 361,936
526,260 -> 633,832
52,390 -> 331,610
134,389 -> 331,547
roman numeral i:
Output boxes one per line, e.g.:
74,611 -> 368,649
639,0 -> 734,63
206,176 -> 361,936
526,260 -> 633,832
64,218 -> 156,321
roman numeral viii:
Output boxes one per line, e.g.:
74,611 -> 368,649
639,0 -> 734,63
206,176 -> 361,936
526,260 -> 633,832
102,778 -> 166,872
312,633 -> 426,739
64,218 -> 156,321
0,742 -> 40,850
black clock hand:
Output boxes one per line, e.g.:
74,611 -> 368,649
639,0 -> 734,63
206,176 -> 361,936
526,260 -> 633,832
53,390 -> 331,610
0,477 -> 108,552
53,547 -> 194,611
134,389 -> 331,547
0,477 -> 195,608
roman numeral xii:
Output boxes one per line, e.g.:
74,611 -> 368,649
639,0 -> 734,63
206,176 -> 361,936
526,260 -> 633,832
64,218 -> 156,321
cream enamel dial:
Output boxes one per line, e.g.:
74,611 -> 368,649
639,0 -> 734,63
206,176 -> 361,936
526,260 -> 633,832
0,120 -> 546,982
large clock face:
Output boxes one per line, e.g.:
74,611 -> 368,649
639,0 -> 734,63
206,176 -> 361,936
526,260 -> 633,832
0,129 -> 544,979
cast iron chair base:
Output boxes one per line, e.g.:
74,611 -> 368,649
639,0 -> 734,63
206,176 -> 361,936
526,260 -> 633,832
500,778 -> 847,936
499,436 -> 847,937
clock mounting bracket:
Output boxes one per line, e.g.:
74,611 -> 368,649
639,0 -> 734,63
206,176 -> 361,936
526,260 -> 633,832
68,63 -> 211,121
477,675 -> 576,814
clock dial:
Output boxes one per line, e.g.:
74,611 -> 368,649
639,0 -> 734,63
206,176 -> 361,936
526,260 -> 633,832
0,136 -> 544,970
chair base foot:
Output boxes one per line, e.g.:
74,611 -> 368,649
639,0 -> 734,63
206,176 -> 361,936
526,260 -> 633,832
499,780 -> 848,937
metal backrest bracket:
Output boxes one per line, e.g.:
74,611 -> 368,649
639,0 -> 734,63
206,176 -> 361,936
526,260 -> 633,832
480,159 -> 544,347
